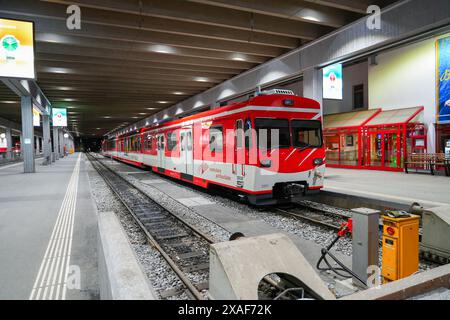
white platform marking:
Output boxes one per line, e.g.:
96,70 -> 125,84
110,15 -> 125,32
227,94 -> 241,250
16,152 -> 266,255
29,154 -> 81,300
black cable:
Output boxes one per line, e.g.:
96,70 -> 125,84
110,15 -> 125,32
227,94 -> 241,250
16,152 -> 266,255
316,234 -> 368,288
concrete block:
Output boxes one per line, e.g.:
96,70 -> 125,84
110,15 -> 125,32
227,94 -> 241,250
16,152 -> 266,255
98,211 -> 156,300
209,233 -> 335,300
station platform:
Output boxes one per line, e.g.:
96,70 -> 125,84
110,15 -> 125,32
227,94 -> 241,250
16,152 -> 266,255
0,153 -> 99,300
323,167 -> 450,209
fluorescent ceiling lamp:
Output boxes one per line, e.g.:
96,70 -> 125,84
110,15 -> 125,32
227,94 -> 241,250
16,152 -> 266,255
195,77 -> 209,82
173,91 -> 184,95
148,44 -> 176,54
302,16 -> 320,22
231,53 -> 246,61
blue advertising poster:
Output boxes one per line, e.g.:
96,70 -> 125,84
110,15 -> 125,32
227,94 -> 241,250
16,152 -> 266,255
323,63 -> 343,100
437,37 -> 450,123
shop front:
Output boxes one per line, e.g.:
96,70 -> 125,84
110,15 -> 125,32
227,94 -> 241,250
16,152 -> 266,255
436,124 -> 450,158
324,107 -> 426,172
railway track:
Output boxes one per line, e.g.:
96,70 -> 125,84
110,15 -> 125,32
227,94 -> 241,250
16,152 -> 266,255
86,153 -> 212,300
273,203 -> 351,231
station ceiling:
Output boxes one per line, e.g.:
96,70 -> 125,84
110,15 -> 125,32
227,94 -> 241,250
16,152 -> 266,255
0,0 -> 397,137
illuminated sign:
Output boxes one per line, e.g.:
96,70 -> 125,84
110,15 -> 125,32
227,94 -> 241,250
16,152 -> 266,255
33,107 -> 40,127
52,108 -> 67,127
0,132 -> 6,151
0,18 -> 35,79
323,63 -> 343,100
437,36 -> 450,124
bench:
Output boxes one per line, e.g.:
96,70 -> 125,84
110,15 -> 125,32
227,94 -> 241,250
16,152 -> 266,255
405,153 -> 450,176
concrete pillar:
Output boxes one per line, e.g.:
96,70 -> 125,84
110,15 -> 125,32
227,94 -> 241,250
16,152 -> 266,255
42,115 -> 51,165
59,130 -> 64,157
53,127 -> 60,160
5,127 -> 12,159
351,208 -> 380,287
303,67 -> 323,115
20,96 -> 35,173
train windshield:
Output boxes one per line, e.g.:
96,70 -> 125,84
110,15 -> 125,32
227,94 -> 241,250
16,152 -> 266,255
291,120 -> 322,148
255,118 -> 290,149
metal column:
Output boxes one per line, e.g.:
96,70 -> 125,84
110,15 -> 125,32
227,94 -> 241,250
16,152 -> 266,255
5,127 -> 12,160
42,115 -> 52,165
59,130 -> 64,157
20,96 -> 35,173
351,208 -> 380,286
53,127 -> 60,160
303,67 -> 323,115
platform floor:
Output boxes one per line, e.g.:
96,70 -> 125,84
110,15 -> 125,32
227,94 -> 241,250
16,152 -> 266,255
0,153 -> 99,300
324,167 -> 450,209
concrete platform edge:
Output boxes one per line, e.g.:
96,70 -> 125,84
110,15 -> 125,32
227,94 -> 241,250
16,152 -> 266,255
341,263 -> 450,300
98,211 -> 156,300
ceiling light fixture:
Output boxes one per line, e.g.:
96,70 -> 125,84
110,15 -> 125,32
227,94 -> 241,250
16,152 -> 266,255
302,16 -> 320,22
231,53 -> 246,61
173,91 -> 184,95
195,77 -> 209,82
148,44 -> 176,54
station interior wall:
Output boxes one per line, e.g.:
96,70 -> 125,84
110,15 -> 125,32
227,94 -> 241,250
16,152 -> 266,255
367,35 -> 449,153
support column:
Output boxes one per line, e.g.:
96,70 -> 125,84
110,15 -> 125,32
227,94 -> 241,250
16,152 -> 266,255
42,115 -> 51,165
53,127 -> 60,160
20,96 -> 35,173
5,127 -> 12,160
59,130 -> 64,158
303,67 -> 323,116
351,208 -> 380,287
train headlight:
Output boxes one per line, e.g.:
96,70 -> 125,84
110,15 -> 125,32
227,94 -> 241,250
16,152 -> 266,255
260,159 -> 272,168
313,158 -> 324,166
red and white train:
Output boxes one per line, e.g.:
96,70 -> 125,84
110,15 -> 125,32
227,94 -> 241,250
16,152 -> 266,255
102,90 -> 325,205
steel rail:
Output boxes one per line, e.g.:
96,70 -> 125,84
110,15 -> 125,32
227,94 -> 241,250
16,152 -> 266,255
87,153 -> 208,300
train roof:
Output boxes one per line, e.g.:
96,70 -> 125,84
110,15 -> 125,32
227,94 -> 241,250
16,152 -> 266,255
116,94 -> 320,137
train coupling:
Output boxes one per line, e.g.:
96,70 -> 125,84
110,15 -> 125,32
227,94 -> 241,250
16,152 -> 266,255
274,182 -> 305,199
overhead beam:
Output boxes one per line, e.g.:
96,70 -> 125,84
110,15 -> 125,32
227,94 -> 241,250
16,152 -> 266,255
35,43 -> 258,69
187,0 -> 360,28
36,53 -> 245,74
41,0 -> 332,39
0,0 -> 299,48
33,33 -> 270,63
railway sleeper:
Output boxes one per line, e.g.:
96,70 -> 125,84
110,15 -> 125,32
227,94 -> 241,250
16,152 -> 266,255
181,262 -> 210,273
154,231 -> 189,240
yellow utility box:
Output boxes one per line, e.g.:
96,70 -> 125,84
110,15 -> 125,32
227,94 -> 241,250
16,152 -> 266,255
382,213 -> 420,283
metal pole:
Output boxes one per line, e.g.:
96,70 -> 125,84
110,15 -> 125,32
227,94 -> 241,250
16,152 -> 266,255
20,96 -> 35,173
5,127 -> 12,160
351,208 -> 380,287
53,127 -> 59,160
59,130 -> 64,157
42,115 -> 51,165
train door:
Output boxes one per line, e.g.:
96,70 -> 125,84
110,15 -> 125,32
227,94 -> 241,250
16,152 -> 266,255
180,127 -> 194,178
234,119 -> 245,188
157,134 -> 165,170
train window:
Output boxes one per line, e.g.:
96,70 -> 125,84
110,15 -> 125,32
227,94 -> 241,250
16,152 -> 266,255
244,118 -> 252,149
167,132 -> 177,151
209,126 -> 223,152
145,134 -> 153,150
291,120 -> 322,148
236,120 -> 243,148
255,118 -> 290,149
187,131 -> 192,151
180,133 -> 185,151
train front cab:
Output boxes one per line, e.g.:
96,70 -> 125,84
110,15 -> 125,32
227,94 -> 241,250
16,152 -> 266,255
240,116 -> 325,206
